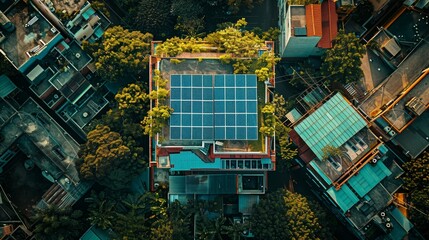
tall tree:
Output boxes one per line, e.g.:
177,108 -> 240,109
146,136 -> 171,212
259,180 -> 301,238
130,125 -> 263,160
77,125 -> 146,190
321,30 -> 365,85
83,26 -> 152,82
115,82 -> 149,117
87,191 -> 116,230
168,200 -> 193,240
226,0 -> 264,14
251,189 -> 321,240
113,192 -> 169,239
403,151 -> 429,238
0,55 -> 19,78
122,0 -> 174,38
31,206 -> 84,240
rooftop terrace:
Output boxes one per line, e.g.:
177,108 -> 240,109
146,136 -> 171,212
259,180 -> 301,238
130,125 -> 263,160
359,34 -> 429,118
0,98 -> 80,182
157,58 -> 267,153
290,6 -> 306,29
44,0 -> 87,19
0,1 -> 59,69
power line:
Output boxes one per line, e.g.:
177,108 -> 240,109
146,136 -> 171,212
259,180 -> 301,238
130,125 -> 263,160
393,195 -> 429,218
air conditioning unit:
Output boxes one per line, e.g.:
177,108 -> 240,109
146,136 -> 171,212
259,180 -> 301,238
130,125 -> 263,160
371,158 -> 378,164
385,222 -> 392,229
384,126 -> 391,133
388,130 -> 396,137
380,211 -> 386,217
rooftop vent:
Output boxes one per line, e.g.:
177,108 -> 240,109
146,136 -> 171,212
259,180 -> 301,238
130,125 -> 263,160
405,97 -> 426,116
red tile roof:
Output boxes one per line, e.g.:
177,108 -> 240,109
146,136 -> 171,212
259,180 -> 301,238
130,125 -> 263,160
318,0 -> 338,49
305,4 -> 323,37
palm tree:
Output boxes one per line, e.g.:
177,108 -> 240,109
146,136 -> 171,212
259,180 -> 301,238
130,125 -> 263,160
222,218 -> 247,240
31,205 -> 84,240
88,198 -> 115,230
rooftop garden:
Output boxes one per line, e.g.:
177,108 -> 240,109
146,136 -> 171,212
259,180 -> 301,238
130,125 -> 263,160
149,19 -> 279,152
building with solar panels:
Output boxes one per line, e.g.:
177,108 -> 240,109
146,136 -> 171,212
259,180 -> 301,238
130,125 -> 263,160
147,40 -> 276,223
288,92 -> 417,239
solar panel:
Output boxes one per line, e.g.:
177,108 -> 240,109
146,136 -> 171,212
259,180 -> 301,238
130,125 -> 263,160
169,74 -> 258,141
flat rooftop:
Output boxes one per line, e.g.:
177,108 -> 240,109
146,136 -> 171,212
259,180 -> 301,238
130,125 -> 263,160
157,59 -> 267,153
48,0 -> 86,18
359,34 -> 429,118
290,6 -> 306,28
383,73 -> 429,131
0,102 -> 81,189
392,110 -> 429,159
0,1 -> 59,69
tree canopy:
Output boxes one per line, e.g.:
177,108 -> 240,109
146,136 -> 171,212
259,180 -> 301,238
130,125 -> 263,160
115,82 -> 149,117
84,26 -> 152,82
88,191 -> 170,239
402,151 -> 429,238
321,30 -> 365,85
118,0 -> 174,38
78,125 -> 146,190
251,189 -> 321,240
31,206 -> 84,240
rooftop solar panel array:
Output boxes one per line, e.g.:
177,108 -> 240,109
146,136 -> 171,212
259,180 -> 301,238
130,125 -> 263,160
169,74 -> 258,141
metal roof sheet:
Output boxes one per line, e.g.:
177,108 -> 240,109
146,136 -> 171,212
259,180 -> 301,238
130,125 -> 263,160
327,184 -> 359,213
169,175 -> 237,195
348,161 -> 392,197
305,4 -> 323,37
295,93 -> 367,160
0,75 -> 16,98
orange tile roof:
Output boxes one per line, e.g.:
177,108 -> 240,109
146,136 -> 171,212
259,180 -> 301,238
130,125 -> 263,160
305,4 -> 323,37
318,0 -> 338,49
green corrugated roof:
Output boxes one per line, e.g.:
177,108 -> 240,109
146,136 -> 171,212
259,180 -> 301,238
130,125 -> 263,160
327,185 -> 359,213
295,93 -> 367,160
0,75 -> 17,98
347,161 -> 392,197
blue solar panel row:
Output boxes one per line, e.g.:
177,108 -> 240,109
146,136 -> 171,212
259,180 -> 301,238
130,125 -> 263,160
169,74 -> 259,141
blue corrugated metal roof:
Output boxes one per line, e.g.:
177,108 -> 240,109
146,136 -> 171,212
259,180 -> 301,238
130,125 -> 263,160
388,207 -> 414,239
82,7 -> 96,20
80,226 -> 110,240
170,151 -> 222,171
94,26 -> 104,38
327,185 -> 359,213
295,93 -> 367,160
0,75 -> 17,98
348,161 -> 391,197
379,144 -> 388,155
